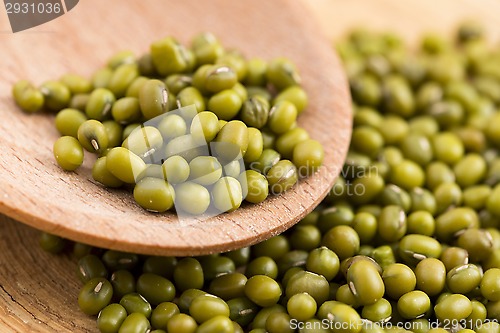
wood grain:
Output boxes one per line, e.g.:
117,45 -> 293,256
2,0 -> 500,332
0,0 -> 351,256
0,217 -> 92,333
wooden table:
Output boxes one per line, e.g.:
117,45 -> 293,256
1,0 -> 499,331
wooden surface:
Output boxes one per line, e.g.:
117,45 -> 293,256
0,0 -> 351,256
0,218 -> 92,333
306,0 -> 500,44
2,0 -> 500,332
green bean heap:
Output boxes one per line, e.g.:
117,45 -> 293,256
38,23 -> 500,333
13,33 -> 324,216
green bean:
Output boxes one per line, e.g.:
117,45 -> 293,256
12,80 -> 45,113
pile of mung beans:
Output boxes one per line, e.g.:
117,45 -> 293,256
37,23 -> 500,333
13,33 -> 324,215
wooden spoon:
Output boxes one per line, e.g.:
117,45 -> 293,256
4,1 -> 499,332
0,0 -> 351,256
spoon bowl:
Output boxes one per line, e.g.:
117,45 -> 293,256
0,0 -> 351,255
